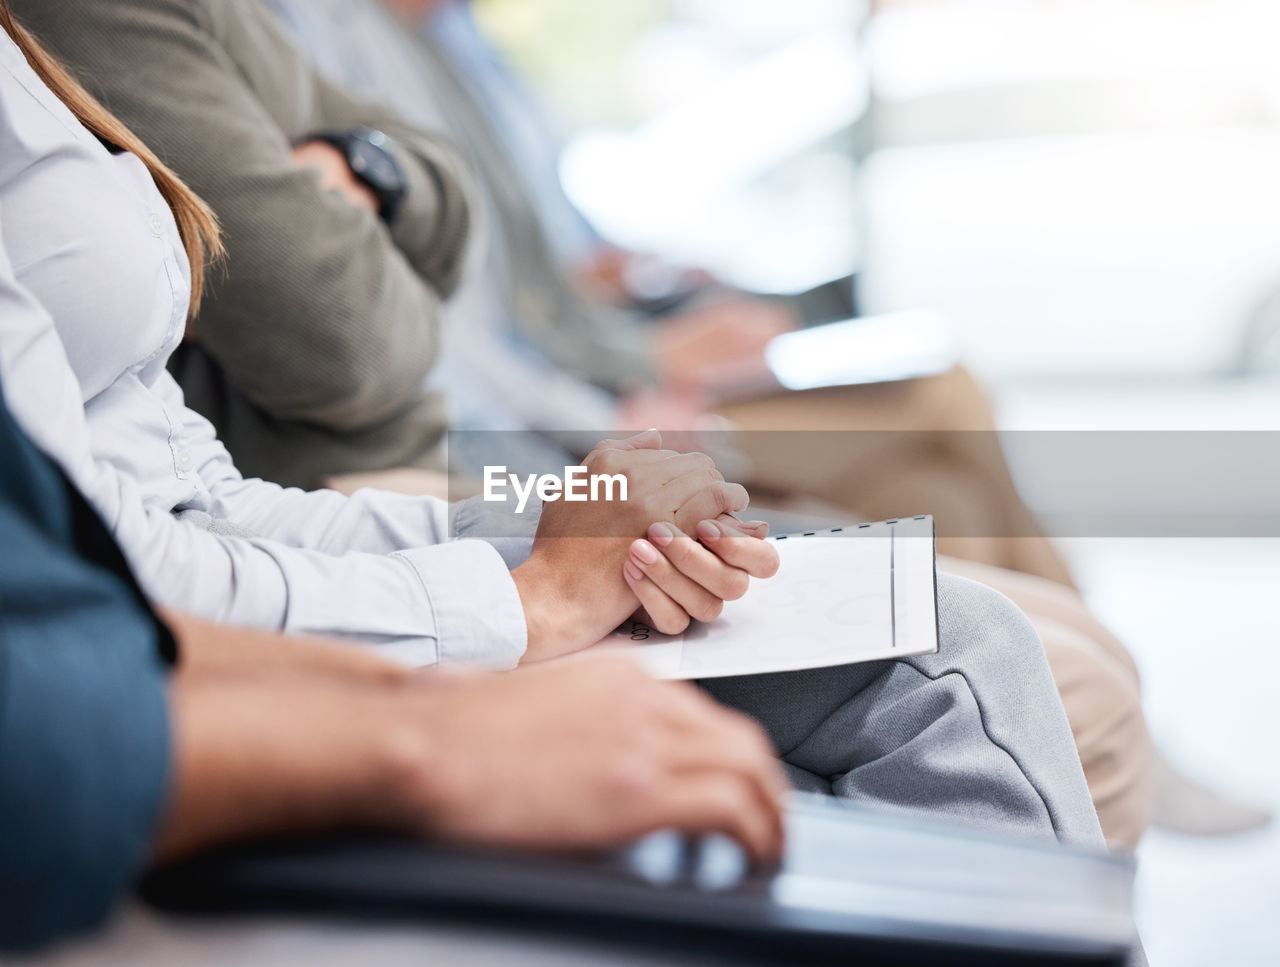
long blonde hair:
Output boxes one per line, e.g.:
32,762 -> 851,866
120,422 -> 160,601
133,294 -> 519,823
0,2 -> 224,315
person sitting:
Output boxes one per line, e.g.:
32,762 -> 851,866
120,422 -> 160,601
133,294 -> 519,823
258,0 -> 1154,848
416,0 -> 754,311
2,0 -> 1158,848
12,0 -> 1084,592
0,0 -> 776,668
0,0 -> 1107,875
0,369 -> 789,952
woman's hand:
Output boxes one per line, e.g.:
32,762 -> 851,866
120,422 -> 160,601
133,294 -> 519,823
512,430 -> 755,663
623,517 -> 779,635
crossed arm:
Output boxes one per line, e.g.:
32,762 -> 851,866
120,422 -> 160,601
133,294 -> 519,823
12,0 -> 472,431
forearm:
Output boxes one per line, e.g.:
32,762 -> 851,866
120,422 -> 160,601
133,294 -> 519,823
93,470 -> 525,668
309,71 -> 474,294
160,610 -> 413,688
510,552 -> 578,664
152,656 -> 789,873
167,375 -> 458,557
152,674 -> 413,865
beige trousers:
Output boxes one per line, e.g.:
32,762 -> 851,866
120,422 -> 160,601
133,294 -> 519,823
719,367 -> 1077,587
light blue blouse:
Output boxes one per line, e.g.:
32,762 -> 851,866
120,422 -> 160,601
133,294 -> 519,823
0,32 -> 527,667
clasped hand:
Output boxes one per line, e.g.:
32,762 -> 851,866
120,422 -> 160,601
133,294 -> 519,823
512,430 -> 779,663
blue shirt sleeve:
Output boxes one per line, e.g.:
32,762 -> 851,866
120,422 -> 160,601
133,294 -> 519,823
0,380 -> 173,951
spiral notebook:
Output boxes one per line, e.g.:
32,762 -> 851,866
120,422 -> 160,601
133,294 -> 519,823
600,515 -> 938,679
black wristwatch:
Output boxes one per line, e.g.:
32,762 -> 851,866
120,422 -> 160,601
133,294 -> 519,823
313,127 -> 408,223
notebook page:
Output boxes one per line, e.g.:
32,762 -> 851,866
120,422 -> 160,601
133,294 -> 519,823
601,517 -> 937,680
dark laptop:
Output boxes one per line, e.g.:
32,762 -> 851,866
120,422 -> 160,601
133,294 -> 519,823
141,794 -> 1135,966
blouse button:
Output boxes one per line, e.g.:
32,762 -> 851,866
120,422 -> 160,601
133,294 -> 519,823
176,449 -> 194,473
149,212 -> 166,237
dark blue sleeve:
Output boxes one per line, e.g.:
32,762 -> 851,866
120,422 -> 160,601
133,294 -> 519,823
0,400 -> 172,951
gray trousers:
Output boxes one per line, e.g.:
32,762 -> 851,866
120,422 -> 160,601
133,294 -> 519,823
458,508 -> 1140,961
457,496 -> 1107,849
702,574 -> 1107,851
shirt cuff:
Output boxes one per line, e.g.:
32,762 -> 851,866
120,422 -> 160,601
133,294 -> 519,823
394,538 -> 527,669
450,493 -> 538,570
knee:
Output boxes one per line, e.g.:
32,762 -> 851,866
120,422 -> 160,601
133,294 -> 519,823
935,573 -> 1046,674
932,365 -> 998,431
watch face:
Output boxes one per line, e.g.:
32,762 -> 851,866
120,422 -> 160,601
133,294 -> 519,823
349,140 -> 399,192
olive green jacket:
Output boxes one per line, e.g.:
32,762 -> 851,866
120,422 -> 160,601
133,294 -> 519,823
13,0 -> 474,486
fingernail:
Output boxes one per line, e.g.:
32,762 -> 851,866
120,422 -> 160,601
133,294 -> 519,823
648,522 -> 676,547
631,539 -> 660,565
697,519 -> 722,543
623,560 -> 644,582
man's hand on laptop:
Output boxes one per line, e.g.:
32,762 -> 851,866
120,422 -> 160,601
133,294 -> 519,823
402,656 -> 788,865
152,628 -> 786,868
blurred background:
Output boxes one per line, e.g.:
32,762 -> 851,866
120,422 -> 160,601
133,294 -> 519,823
476,0 -> 1279,963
